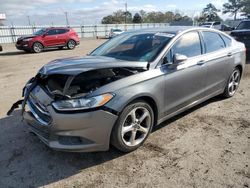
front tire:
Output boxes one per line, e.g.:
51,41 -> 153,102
67,40 -> 76,50
111,101 -> 154,153
222,68 -> 241,98
32,42 -> 43,53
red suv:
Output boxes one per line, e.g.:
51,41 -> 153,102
16,27 -> 80,53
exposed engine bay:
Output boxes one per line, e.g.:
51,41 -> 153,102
38,67 -> 145,99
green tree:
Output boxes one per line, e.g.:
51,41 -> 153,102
145,11 -> 166,23
223,0 -> 244,20
102,15 -> 115,24
242,0 -> 250,15
164,11 -> 175,22
139,10 -> 146,21
202,3 -> 221,21
133,13 -> 142,23
173,13 -> 182,21
101,10 -> 133,24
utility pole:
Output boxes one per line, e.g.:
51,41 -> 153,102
124,1 -> 127,24
64,12 -> 69,27
27,16 -> 31,26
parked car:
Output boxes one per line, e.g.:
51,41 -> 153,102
0,44 -> 2,52
8,27 -> 245,153
15,27 -> 80,53
109,28 -> 124,38
230,20 -> 250,56
200,21 -> 222,30
220,24 -> 233,31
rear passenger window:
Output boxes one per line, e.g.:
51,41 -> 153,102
57,29 -> 69,34
220,34 -> 231,47
47,29 -> 57,35
202,31 -> 225,53
171,32 -> 202,58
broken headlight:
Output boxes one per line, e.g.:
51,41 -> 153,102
52,93 -> 114,111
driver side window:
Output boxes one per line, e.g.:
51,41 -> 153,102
164,31 -> 202,64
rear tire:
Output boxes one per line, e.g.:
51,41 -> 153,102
222,68 -> 241,98
111,100 -> 154,153
67,40 -> 76,50
32,42 -> 43,53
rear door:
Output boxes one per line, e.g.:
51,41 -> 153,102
201,31 -> 233,95
162,31 -> 207,115
56,29 -> 69,45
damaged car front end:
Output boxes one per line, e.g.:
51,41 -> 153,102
8,55 -> 148,152
8,28 -> 243,153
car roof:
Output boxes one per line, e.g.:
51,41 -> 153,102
127,26 -> 201,35
46,27 -> 70,30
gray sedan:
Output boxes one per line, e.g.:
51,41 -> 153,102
8,27 -> 246,152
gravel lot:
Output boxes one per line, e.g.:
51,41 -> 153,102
0,39 -> 249,188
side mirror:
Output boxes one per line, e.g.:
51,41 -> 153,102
173,53 -> 188,65
42,33 -> 47,37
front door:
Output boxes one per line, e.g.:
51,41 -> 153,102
43,29 -> 59,47
162,31 -> 207,115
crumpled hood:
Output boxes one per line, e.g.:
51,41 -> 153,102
18,35 -> 36,40
39,56 -> 148,75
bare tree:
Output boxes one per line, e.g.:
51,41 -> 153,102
223,0 -> 244,20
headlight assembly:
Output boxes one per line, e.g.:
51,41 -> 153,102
52,93 -> 114,111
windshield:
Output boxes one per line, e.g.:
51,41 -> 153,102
90,32 -> 174,62
237,21 -> 250,30
34,28 -> 47,36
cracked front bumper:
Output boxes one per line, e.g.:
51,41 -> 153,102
23,86 -> 118,152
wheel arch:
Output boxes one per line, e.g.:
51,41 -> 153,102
235,64 -> 243,76
117,94 -> 159,127
67,38 -> 76,44
32,41 -> 44,48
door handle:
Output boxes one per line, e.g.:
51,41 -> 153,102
227,52 -> 232,57
197,60 -> 205,66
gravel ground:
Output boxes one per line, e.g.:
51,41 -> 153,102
0,40 -> 249,188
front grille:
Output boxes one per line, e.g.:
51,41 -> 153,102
16,40 -> 22,45
27,95 -> 51,126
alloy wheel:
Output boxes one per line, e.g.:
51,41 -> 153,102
228,69 -> 240,96
68,40 -> 75,49
121,107 -> 151,147
33,42 -> 43,53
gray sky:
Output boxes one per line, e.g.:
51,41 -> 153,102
0,0 -> 237,26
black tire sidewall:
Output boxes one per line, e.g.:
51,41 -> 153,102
111,100 -> 154,152
67,40 -> 76,49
